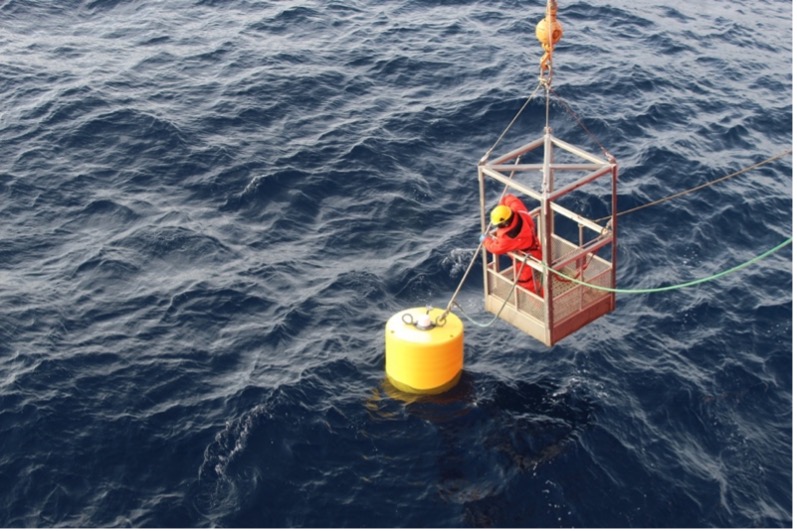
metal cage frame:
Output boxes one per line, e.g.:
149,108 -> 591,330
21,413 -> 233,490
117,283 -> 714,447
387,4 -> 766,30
479,127 -> 618,346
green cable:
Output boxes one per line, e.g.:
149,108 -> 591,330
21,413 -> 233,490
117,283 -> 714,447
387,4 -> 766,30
451,237 -> 790,327
548,237 -> 792,294
454,301 -> 504,328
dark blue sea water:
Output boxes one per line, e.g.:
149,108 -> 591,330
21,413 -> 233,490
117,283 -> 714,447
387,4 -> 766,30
0,0 -> 792,527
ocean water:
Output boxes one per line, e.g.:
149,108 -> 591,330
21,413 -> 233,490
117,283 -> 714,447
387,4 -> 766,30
0,0 -> 792,527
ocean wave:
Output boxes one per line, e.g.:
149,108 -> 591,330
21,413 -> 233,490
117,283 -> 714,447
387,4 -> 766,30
0,0 -> 791,527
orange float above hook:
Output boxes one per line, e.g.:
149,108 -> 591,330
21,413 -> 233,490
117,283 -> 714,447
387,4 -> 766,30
536,0 -> 563,74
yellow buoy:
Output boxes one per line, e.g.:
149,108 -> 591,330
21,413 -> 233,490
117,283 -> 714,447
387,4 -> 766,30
384,307 -> 464,395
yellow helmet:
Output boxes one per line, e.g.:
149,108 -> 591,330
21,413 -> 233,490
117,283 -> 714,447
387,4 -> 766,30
490,205 -> 513,227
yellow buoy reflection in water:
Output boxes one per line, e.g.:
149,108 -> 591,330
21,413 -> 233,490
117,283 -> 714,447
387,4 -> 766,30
384,307 -> 464,395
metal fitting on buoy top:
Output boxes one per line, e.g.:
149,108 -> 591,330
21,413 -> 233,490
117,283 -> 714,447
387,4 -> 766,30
401,306 -> 447,331
385,307 -> 464,395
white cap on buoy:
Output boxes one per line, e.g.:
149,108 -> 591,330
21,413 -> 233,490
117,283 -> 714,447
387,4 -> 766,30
416,313 -> 432,330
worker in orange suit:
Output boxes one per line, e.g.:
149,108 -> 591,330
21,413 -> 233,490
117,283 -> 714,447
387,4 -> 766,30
480,193 -> 543,294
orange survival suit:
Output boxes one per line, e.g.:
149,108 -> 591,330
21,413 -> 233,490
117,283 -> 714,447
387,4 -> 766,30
483,194 -> 542,294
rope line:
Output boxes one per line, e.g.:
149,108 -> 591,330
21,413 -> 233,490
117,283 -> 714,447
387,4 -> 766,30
549,87 -> 612,159
597,148 -> 793,223
548,237 -> 792,294
442,240 -> 484,319
482,81 -> 543,161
